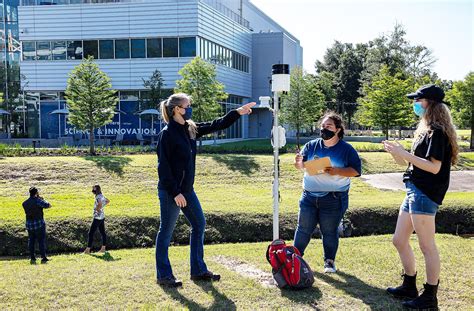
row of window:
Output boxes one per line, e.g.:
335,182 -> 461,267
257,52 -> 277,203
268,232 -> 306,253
22,37 -> 197,61
21,0 -> 137,5
22,37 -> 251,73
26,91 -> 245,104
198,37 -> 249,73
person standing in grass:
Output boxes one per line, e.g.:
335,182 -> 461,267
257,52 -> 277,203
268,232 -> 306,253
84,185 -> 109,254
22,187 -> 52,264
294,111 -> 361,273
155,93 -> 255,287
384,85 -> 458,310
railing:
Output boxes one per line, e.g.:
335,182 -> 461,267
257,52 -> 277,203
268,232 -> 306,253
200,0 -> 250,29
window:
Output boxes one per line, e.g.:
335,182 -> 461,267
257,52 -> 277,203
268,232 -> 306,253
40,92 -> 58,102
83,40 -> 98,59
179,37 -> 196,57
146,38 -> 161,58
131,39 -> 145,58
36,41 -> 51,60
52,41 -> 67,60
67,41 -> 82,60
99,40 -> 114,59
119,91 -> 139,101
163,38 -> 178,57
22,41 -> 36,60
115,39 -> 130,59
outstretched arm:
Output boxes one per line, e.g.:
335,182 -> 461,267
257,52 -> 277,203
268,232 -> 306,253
196,102 -> 256,138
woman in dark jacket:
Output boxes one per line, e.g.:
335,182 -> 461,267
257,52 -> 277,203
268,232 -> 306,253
155,92 -> 255,287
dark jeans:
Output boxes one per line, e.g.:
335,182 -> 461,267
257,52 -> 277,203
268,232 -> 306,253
28,226 -> 47,260
294,190 -> 349,261
156,189 -> 208,280
87,218 -> 107,248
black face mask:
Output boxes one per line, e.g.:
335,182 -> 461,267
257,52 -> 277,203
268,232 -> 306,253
321,128 -> 336,140
92,190 -> 97,195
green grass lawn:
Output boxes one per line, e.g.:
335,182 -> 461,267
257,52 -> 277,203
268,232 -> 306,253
1,153 -> 473,223
0,235 -> 472,309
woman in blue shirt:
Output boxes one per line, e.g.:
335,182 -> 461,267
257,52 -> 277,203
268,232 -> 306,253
294,111 -> 361,273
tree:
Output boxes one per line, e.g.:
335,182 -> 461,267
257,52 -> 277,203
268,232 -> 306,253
281,67 -> 325,148
65,56 -> 118,154
0,65 -> 28,138
445,72 -> 474,149
315,41 -> 367,126
175,57 -> 228,149
175,57 -> 228,123
314,71 -> 337,111
361,24 -> 436,87
141,69 -> 170,110
357,66 -> 413,140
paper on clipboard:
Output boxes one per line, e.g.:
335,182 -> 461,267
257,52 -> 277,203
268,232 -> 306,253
303,157 -> 332,175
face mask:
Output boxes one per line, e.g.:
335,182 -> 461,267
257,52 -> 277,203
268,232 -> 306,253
413,101 -> 425,117
92,190 -> 96,195
181,107 -> 193,120
321,128 -> 336,140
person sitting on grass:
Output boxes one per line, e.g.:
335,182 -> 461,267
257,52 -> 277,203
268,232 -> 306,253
22,187 -> 52,264
84,185 -> 109,254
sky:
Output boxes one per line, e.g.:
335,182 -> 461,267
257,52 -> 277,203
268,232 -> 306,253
250,0 -> 473,81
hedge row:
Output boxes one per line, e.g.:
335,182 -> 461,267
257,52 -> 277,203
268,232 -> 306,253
1,206 -> 472,256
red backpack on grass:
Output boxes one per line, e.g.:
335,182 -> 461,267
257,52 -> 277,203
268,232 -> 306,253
266,239 -> 314,289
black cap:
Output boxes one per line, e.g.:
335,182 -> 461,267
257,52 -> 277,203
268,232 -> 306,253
272,64 -> 289,75
406,84 -> 445,102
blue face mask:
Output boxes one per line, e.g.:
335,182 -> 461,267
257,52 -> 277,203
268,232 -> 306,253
183,107 -> 193,120
413,101 -> 425,117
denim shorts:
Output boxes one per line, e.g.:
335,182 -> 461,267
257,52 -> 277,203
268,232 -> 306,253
400,181 -> 439,216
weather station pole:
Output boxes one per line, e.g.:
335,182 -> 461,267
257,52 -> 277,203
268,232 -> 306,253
270,64 -> 290,241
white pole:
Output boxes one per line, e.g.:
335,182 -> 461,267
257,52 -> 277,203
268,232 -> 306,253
273,92 -> 279,241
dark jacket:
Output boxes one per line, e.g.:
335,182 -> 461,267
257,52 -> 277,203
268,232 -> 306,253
157,110 -> 240,197
22,197 -> 51,221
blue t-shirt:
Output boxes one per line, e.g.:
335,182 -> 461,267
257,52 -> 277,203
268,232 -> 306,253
301,138 -> 361,196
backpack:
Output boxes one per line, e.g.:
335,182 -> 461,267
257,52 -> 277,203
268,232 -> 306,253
266,239 -> 314,289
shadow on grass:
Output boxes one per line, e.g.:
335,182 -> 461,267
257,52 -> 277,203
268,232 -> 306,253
209,154 -> 260,176
313,270 -> 400,310
83,156 -> 132,177
89,252 -> 121,262
161,286 -> 205,310
193,280 -> 237,310
279,285 -> 323,310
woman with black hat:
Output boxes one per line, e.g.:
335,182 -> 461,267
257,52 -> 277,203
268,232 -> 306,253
383,84 -> 459,310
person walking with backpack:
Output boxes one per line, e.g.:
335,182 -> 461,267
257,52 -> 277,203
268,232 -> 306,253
155,93 -> 255,287
294,111 -> 361,273
84,185 -> 109,254
384,85 -> 458,310
22,187 -> 52,264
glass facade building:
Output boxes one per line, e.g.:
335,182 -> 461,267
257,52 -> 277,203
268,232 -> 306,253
9,0 -> 302,142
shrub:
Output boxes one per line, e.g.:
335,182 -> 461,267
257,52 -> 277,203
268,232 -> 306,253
1,205 -> 472,256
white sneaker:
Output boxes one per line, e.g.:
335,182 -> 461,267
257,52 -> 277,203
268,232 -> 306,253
324,260 -> 337,273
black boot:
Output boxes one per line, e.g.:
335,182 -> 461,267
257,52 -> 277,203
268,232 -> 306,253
387,273 -> 418,299
402,282 -> 438,310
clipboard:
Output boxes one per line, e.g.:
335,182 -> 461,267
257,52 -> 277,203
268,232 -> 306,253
303,157 -> 332,175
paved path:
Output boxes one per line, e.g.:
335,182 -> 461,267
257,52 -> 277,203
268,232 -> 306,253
361,171 -> 474,192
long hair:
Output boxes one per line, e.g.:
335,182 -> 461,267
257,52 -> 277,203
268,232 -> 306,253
318,111 -> 345,139
159,93 -> 197,139
414,100 -> 459,165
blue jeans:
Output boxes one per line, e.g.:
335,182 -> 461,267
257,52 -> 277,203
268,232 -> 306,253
155,189 -> 208,280
294,190 -> 348,261
401,181 -> 439,216
28,226 -> 47,260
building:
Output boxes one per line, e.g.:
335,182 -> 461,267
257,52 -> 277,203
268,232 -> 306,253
0,0 -> 302,143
